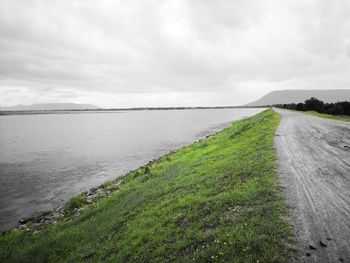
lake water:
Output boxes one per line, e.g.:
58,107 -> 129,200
0,108 -> 264,231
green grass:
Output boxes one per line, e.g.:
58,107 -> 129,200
0,109 -> 291,263
299,110 -> 350,122
64,195 -> 86,213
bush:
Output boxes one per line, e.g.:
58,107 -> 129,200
276,98 -> 350,117
339,101 -> 350,115
304,97 -> 324,112
296,103 -> 304,111
328,104 -> 344,115
65,195 -> 85,212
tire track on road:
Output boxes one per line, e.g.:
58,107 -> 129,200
275,109 -> 350,262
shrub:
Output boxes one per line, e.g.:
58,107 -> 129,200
296,103 -> 304,111
276,98 -> 350,117
65,195 -> 85,212
328,104 -> 344,115
304,97 -> 324,112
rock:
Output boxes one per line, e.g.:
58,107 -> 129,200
326,237 -> 332,241
95,189 -> 105,197
319,240 -> 327,247
305,252 -> 311,257
18,224 -> 26,230
339,258 -> 344,262
309,245 -> 317,250
55,206 -> 63,212
51,213 -> 61,220
19,218 -> 27,224
86,196 -> 94,204
32,223 -> 41,229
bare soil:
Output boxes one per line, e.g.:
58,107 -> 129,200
275,109 -> 350,263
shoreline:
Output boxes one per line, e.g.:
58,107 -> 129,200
0,106 -> 266,116
1,108 -> 265,233
2,124 -> 226,234
1,109 -> 291,262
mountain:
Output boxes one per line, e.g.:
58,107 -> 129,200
0,103 -> 100,111
246,89 -> 350,106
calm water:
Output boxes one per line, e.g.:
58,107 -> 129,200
0,108 -> 263,231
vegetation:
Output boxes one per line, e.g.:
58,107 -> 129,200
0,109 -> 291,263
64,195 -> 86,213
276,97 -> 350,117
296,110 -> 350,123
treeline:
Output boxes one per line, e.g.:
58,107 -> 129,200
275,97 -> 350,116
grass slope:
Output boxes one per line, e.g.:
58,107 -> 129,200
300,111 -> 350,123
0,109 -> 290,263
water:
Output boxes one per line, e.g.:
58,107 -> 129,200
0,108 -> 264,231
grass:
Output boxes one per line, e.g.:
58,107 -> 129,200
0,109 -> 291,263
300,111 -> 350,122
285,109 -> 350,123
64,195 -> 86,213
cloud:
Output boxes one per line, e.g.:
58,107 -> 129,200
0,0 -> 349,107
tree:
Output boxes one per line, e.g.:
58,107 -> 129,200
275,98 -> 350,117
339,101 -> 350,115
304,97 -> 324,112
296,103 -> 304,111
328,104 -> 344,115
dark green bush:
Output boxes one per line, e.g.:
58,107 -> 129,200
276,97 -> 350,116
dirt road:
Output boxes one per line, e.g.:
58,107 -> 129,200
274,109 -> 350,262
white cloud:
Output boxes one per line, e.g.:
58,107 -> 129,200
0,0 -> 349,107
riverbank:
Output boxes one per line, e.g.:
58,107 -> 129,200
0,109 -> 291,262
1,108 -> 264,232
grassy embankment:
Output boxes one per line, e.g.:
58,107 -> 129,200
299,110 -> 350,123
0,109 -> 291,262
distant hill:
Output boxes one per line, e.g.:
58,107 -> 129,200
0,103 -> 100,111
246,89 -> 350,106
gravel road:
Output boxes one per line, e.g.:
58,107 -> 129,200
274,109 -> 350,263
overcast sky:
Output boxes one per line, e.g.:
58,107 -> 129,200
0,0 -> 349,107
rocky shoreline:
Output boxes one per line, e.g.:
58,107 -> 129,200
8,153 -> 179,234
7,133 -> 218,235
15,179 -> 123,234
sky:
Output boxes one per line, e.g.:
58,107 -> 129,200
0,0 -> 350,108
